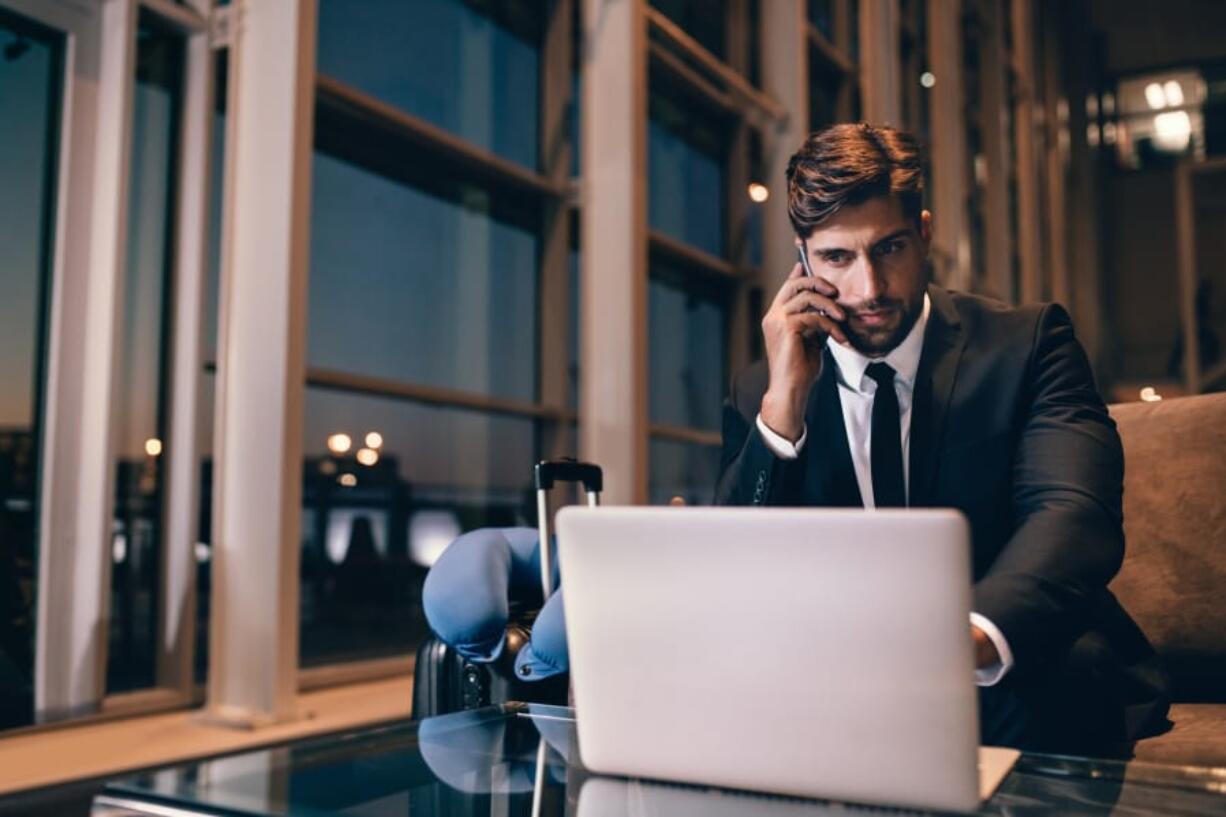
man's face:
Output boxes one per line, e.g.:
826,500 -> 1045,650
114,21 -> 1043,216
798,196 -> 931,356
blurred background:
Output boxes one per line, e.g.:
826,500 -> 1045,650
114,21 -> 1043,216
0,0 -> 1224,744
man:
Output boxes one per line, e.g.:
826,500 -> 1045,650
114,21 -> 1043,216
714,123 -> 1169,753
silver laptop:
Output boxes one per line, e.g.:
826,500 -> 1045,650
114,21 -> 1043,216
556,507 -> 1018,814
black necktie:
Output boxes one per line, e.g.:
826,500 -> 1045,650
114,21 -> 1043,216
866,362 -> 906,508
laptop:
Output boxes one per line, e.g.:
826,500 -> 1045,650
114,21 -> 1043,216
555,507 -> 1019,814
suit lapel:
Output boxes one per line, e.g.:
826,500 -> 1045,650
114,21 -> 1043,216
803,346 -> 863,507
909,285 -> 966,507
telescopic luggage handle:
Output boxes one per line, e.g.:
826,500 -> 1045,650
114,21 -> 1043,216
534,459 -> 602,495
534,458 -> 602,597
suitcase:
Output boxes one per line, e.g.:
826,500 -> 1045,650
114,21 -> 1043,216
411,458 -> 602,719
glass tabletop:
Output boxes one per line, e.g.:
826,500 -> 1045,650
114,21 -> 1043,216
95,704 -> 1226,816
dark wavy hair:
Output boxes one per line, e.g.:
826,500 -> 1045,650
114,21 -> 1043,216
786,123 -> 925,238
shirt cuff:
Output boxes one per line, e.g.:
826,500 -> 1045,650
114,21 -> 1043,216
755,414 -> 808,460
970,612 -> 1014,687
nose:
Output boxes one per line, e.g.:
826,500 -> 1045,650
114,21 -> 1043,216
847,255 -> 887,304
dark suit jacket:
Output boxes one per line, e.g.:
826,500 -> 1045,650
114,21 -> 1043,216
714,284 -> 1169,743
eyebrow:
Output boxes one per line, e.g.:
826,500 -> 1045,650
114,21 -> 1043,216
810,228 -> 913,256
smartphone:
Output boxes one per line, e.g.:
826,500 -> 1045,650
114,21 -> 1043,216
797,242 -> 815,277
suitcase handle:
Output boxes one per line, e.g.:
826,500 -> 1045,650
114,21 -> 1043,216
534,458 -> 603,494
535,459 -> 602,597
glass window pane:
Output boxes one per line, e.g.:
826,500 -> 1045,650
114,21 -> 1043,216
648,87 -> 726,257
316,0 -> 542,170
194,51 -> 228,685
650,0 -> 726,59
648,273 -> 727,432
0,7 -> 63,731
307,148 -> 540,403
299,388 -> 537,667
807,0 -> 835,40
649,438 -> 720,505
108,13 -> 185,694
809,57 -> 841,131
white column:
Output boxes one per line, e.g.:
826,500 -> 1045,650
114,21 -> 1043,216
205,0 -> 317,726
859,0 -> 902,126
760,0 -> 810,295
35,0 -> 137,720
927,0 -> 972,291
579,0 -> 648,505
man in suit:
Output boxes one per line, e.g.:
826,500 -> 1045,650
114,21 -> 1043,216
715,123 -> 1169,753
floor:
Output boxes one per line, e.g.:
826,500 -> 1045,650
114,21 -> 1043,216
0,674 -> 413,815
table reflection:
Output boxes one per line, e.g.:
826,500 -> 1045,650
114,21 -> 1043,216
96,705 -> 1226,817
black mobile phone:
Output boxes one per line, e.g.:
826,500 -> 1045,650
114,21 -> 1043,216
797,242 -> 814,277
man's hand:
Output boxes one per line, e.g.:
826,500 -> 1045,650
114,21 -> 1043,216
972,624 -> 1001,669
760,263 -> 847,441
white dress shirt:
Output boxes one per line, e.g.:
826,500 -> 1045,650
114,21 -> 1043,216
755,294 -> 1014,686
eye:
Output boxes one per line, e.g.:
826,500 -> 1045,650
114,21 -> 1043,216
874,238 -> 906,257
822,250 -> 851,265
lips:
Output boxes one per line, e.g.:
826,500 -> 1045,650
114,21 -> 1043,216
850,308 -> 895,326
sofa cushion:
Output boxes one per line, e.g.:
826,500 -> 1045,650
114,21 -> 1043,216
1108,393 -> 1226,701
1132,704 -> 1226,767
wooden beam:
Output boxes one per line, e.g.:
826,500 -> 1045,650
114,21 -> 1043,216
649,229 -> 742,279
580,0 -> 649,504
859,0 -> 901,126
645,5 -> 788,125
315,75 -> 567,200
927,0 -> 972,290
648,424 -> 722,447
305,367 -> 578,424
205,0 -> 317,728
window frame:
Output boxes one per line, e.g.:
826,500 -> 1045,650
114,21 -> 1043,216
6,0 -> 215,733
642,0 -> 786,483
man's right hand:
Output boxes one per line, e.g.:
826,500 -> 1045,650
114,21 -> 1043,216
759,262 -> 846,441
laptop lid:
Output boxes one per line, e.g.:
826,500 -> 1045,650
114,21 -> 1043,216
556,507 -> 980,813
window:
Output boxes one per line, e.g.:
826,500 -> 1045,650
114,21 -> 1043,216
649,84 -> 728,258
650,0 -> 726,59
647,273 -> 728,504
648,274 -> 726,434
1113,70 -> 1207,169
0,5 -> 63,731
806,0 -> 859,129
645,1 -> 756,507
306,150 -> 539,401
303,0 -> 564,668
316,0 -> 543,170
300,390 -> 536,667
107,10 -> 186,695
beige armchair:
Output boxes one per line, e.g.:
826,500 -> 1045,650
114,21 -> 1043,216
1109,392 -> 1226,766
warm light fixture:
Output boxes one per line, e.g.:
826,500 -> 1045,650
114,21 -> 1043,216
338,473 -> 358,487
747,182 -> 769,203
920,72 -> 936,89
1153,111 -> 1192,151
1139,386 -> 1163,403
1144,82 -> 1166,110
356,447 -> 379,466
365,431 -> 383,450
145,438 -> 163,457
327,433 -> 352,454
1163,80 -> 1184,107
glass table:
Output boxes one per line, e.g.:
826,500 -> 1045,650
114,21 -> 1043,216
93,704 -> 1226,816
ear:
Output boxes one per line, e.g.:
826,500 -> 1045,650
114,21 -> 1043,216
919,210 -> 933,249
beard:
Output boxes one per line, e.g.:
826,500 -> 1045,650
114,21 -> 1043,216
842,294 -> 925,356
